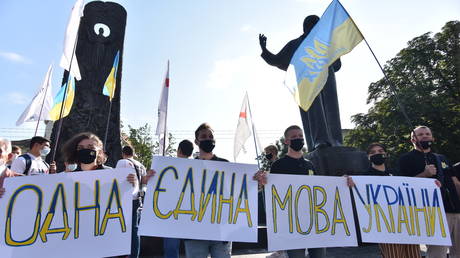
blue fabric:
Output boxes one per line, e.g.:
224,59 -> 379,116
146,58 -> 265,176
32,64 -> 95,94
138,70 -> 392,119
163,238 -> 181,258
129,199 -> 141,258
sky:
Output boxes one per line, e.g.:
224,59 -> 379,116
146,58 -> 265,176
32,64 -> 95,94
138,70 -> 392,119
0,0 -> 459,164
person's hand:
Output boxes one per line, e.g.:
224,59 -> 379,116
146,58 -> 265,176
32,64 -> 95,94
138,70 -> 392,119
141,169 -> 156,185
424,164 -> 437,177
49,161 -> 57,174
127,173 -> 138,187
435,179 -> 442,188
4,168 -> 22,177
253,170 -> 268,186
0,187 -> 4,198
345,175 -> 355,188
259,34 -> 267,50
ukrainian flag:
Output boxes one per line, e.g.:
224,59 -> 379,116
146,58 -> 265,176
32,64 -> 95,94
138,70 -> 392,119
285,0 -> 363,111
49,76 -> 75,121
102,50 -> 120,101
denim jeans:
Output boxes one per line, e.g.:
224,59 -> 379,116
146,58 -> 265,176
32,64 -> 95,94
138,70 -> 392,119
184,240 -> 231,258
286,248 -> 326,258
163,238 -> 181,258
129,199 -> 141,258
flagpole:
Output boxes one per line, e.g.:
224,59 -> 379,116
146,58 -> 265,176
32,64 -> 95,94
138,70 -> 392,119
51,34 -> 79,162
161,60 -> 169,156
337,0 -> 413,129
34,65 -> 52,137
246,92 -> 261,169
103,99 -> 113,151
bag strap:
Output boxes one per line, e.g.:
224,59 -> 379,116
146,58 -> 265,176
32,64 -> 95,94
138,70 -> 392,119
19,154 -> 32,175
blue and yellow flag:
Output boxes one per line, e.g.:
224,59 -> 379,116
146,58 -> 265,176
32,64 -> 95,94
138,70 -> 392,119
285,0 -> 363,111
102,50 -> 120,101
49,76 -> 75,121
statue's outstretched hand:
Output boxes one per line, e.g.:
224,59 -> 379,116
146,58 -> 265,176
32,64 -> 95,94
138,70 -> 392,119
259,34 -> 267,50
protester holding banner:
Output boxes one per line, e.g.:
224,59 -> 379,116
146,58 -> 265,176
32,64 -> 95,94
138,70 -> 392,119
348,143 -> 421,258
255,125 -> 325,258
62,132 -> 138,189
183,123 -> 232,258
399,126 -> 460,258
10,136 -> 56,175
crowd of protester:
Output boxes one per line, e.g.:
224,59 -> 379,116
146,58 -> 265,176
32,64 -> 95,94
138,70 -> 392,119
0,124 -> 459,258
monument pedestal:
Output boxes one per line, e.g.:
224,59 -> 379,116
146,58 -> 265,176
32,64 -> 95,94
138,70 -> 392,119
306,146 -> 369,176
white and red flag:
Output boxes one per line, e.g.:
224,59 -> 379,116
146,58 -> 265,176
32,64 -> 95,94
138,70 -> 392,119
234,92 -> 260,161
155,60 -> 170,155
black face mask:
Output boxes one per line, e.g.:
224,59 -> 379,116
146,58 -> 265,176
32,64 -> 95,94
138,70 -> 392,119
199,140 -> 215,153
289,138 -> 304,152
419,140 -> 432,150
370,154 -> 386,165
77,149 -> 97,164
265,153 -> 273,160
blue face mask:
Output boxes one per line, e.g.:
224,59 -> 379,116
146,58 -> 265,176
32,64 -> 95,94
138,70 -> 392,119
67,163 -> 78,171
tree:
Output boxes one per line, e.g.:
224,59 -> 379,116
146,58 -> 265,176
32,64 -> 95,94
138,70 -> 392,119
344,21 -> 460,165
121,123 -> 176,168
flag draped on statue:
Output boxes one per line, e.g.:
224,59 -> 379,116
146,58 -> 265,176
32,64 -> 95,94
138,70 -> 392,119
285,0 -> 363,111
49,77 -> 75,121
102,51 -> 120,100
60,0 -> 84,81
155,61 -> 170,155
16,64 -> 54,126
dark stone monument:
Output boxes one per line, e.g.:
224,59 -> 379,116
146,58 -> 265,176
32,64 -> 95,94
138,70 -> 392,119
259,15 -> 368,175
49,1 -> 127,169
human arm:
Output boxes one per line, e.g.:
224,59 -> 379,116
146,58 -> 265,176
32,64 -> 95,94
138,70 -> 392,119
10,157 -> 26,175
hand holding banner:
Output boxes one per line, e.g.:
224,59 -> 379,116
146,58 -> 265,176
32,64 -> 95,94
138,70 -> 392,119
351,176 -> 451,246
0,168 -> 134,258
139,156 -> 259,242
265,174 -> 357,251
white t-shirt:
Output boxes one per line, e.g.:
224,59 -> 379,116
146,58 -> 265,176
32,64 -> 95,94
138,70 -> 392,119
10,153 -> 49,176
115,158 -> 146,200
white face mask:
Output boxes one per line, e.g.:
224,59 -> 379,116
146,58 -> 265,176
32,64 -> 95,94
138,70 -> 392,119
67,163 -> 78,171
40,146 -> 51,156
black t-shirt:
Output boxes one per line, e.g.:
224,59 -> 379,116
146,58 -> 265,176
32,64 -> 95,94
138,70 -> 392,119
367,166 -> 393,176
270,155 -> 315,175
398,149 -> 460,213
195,155 -> 228,162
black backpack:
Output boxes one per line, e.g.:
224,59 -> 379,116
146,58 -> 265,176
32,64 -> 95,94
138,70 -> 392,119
18,154 -> 49,175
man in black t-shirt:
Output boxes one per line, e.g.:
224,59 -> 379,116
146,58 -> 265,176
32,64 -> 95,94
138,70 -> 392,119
183,123 -> 230,258
255,125 -> 325,258
398,126 -> 460,258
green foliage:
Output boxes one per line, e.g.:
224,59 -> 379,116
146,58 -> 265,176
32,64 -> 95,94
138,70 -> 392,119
121,123 -> 176,168
344,21 -> 460,165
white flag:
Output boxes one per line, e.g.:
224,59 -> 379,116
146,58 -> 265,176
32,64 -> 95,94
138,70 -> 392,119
155,61 -> 170,155
16,64 -> 54,126
59,0 -> 84,81
233,93 -> 252,161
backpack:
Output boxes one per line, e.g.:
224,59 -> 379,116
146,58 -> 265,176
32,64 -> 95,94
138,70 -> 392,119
19,154 -> 49,175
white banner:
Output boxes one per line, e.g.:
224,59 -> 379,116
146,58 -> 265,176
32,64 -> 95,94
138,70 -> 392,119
265,174 -> 357,251
0,168 -> 134,258
351,176 -> 451,246
139,156 -> 259,242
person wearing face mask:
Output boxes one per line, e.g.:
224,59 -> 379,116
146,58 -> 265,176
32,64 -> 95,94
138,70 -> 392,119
183,123 -> 231,258
254,125 -> 325,258
399,126 -> 460,258
366,143 -> 393,176
355,143 -> 420,257
10,136 -> 56,175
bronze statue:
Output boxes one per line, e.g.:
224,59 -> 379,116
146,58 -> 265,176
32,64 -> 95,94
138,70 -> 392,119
49,1 -> 127,168
259,15 -> 343,152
